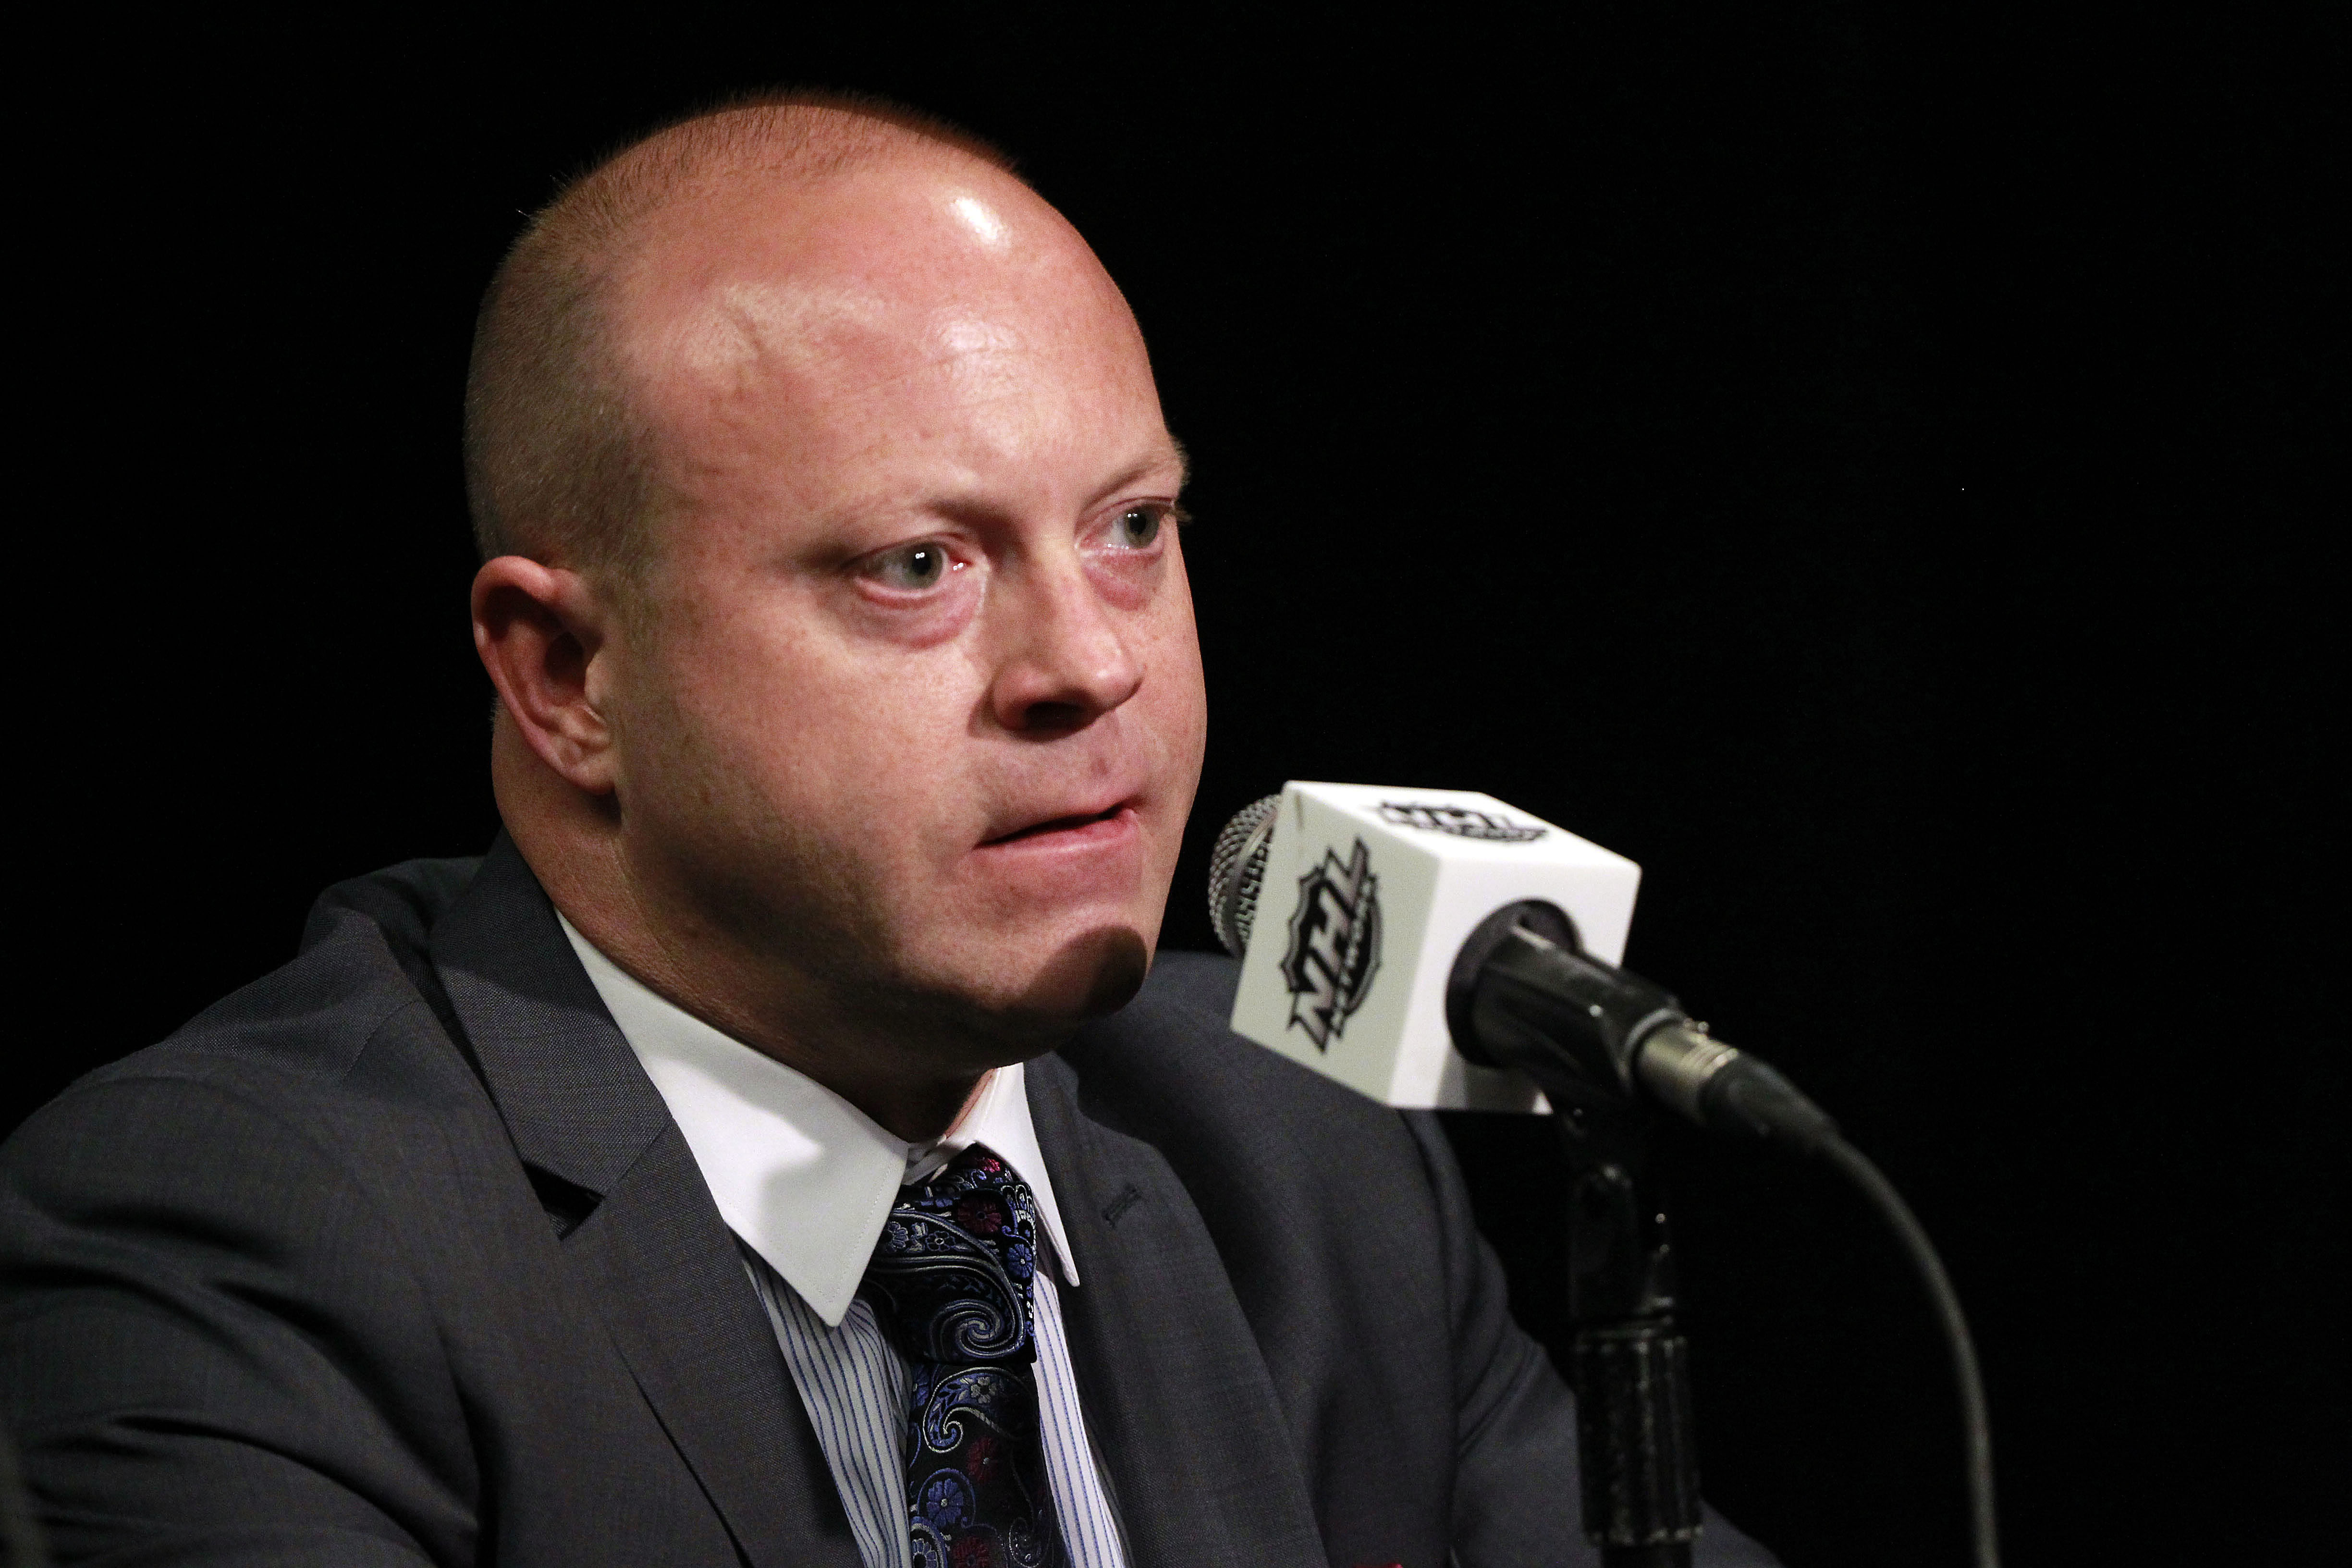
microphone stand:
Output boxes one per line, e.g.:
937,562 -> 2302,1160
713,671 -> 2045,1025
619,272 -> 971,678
1560,1096 -> 1701,1568
1448,903 -> 1703,1566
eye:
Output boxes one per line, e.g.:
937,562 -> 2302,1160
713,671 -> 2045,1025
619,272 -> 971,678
859,540 -> 957,591
1104,503 -> 1176,550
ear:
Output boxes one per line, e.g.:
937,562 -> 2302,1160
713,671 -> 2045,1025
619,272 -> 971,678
471,555 -> 621,795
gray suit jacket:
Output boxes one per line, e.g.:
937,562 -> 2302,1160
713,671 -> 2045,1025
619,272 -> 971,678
1,839 -> 1773,1566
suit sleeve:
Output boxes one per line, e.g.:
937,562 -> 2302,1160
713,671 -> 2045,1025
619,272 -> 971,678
0,1073 -> 467,1567
1400,1113 -> 1780,1567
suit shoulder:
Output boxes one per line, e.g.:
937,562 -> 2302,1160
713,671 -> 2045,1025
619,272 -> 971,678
14,895 -> 468,1162
1135,946 -> 1248,1020
1070,947 -> 1412,1150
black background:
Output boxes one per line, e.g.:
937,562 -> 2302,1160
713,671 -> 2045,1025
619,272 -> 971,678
14,7 -> 2339,1565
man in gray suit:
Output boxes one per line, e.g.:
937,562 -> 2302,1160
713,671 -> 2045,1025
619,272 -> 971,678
0,98 -> 1774,1566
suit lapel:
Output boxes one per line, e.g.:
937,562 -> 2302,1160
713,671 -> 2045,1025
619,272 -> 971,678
430,837 -> 859,1568
1026,1052 -> 1327,1564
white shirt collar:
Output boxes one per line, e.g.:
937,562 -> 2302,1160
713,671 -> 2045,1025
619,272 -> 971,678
558,915 -> 1080,1327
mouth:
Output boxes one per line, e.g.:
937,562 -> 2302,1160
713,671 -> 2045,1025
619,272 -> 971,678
980,800 -> 1139,848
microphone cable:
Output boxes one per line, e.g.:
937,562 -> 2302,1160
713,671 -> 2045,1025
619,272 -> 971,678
1812,1133 -> 1998,1568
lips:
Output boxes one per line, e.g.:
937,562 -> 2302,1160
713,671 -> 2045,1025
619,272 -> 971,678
979,796 -> 1141,848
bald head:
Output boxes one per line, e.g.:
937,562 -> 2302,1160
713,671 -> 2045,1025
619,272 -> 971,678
465,93 -> 1201,1136
462,96 -> 1042,583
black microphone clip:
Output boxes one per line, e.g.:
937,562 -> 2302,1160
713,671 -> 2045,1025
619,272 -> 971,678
1445,900 -> 1838,1157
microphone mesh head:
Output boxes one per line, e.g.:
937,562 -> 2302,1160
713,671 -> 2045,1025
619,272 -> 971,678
1207,794 -> 1282,958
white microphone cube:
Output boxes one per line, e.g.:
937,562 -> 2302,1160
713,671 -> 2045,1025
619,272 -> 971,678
1226,782 -> 1643,1112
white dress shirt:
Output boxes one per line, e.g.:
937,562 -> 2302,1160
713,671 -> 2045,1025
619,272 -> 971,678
560,918 -> 1129,1568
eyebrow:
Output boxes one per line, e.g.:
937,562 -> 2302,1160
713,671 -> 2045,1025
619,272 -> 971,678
1090,439 -> 1190,510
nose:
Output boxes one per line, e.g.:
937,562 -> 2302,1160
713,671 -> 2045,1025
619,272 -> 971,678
985,553 -> 1143,734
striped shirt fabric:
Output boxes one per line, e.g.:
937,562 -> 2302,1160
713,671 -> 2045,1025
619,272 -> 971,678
745,1239 -> 1129,1568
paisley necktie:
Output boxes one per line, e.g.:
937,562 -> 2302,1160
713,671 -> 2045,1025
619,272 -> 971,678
861,1143 -> 1056,1568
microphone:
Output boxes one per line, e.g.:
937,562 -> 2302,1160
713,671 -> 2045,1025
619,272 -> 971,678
1208,783 -> 2000,1568
1207,784 -> 1836,1152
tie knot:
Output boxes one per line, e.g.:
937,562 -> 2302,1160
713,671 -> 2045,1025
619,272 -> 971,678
864,1144 -> 1041,1365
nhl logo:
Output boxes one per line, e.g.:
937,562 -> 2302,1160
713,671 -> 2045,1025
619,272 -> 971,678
1280,838 -> 1384,1050
1377,801 -> 1547,843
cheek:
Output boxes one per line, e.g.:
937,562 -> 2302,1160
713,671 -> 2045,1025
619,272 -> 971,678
666,616 -> 987,834
1148,555 -> 1210,770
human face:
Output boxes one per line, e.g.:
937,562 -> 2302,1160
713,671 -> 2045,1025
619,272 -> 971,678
600,163 -> 1206,1048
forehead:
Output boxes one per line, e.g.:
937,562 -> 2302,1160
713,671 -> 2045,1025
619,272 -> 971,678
621,166 -> 1155,423
606,162 -> 1172,527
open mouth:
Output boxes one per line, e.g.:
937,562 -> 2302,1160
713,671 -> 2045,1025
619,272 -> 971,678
984,804 -> 1129,846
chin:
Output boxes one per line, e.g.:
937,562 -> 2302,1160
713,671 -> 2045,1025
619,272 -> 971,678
969,923 -> 1155,1033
